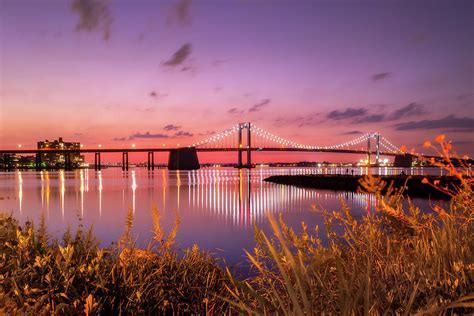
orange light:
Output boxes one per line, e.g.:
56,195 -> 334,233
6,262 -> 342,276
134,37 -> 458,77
132,144 -> 136,148
18,144 -> 22,148
98,144 -> 102,148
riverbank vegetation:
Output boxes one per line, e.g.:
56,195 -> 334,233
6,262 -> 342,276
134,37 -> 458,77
1,136 -> 473,314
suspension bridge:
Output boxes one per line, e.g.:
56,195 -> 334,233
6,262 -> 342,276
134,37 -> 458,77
1,122 -> 408,171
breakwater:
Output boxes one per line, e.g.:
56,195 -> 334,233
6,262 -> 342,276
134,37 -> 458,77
264,174 -> 464,199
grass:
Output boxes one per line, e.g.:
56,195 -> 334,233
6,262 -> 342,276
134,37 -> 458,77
1,136 -> 473,314
0,208 -> 231,314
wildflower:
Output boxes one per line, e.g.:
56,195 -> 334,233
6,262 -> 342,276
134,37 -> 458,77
435,134 -> 445,143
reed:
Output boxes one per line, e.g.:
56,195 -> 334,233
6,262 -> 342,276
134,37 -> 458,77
225,136 -> 473,314
0,207 -> 231,314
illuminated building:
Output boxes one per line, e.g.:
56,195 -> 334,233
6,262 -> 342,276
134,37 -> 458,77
37,137 -> 84,168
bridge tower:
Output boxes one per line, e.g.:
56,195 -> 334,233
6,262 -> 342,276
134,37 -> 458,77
367,134 -> 371,166
375,132 -> 380,163
367,133 -> 381,166
237,122 -> 252,169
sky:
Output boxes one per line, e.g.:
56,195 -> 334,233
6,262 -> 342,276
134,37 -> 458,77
1,0 -> 473,163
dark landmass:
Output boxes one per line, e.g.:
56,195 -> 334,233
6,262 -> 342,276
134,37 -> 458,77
264,175 -> 466,200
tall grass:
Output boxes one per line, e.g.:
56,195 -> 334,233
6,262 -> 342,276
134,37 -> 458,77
225,136 -> 473,314
0,207 -> 231,314
1,136 -> 473,314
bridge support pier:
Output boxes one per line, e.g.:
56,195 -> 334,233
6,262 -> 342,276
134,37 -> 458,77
7,154 -> 13,171
64,152 -> 72,171
122,152 -> 129,171
168,147 -> 200,170
394,154 -> 413,167
147,152 -> 154,170
35,153 -> 42,171
2,154 -> 12,171
94,152 -> 101,171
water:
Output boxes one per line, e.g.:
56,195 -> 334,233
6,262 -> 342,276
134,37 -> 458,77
0,167 -> 441,266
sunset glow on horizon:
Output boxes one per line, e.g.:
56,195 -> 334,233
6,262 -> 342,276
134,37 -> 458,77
1,0 -> 473,163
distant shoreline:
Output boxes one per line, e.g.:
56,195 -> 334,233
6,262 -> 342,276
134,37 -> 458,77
264,175 -> 465,200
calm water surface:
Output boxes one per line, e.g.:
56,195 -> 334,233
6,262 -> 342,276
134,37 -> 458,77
0,167 -> 442,266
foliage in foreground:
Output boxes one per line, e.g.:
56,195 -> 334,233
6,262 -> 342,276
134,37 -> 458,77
225,136 -> 474,314
1,136 -> 473,315
0,208 -> 231,314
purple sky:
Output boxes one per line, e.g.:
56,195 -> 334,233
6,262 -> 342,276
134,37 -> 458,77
1,0 -> 473,162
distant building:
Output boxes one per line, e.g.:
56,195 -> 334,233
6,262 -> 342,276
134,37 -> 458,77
37,137 -> 84,168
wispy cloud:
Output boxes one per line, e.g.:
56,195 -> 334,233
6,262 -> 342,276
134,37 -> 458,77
228,108 -> 244,115
354,114 -> 385,123
249,99 -> 270,112
175,130 -> 193,137
394,115 -> 474,131
387,103 -> 426,120
371,72 -> 391,81
341,130 -> 363,135
149,91 -> 168,99
71,0 -> 112,41
326,103 -> 427,124
274,113 -> 320,127
198,130 -> 216,136
163,124 -> 181,131
132,132 -> 170,139
326,107 -> 367,120
167,0 -> 192,26
162,43 -> 192,67
113,137 -> 129,141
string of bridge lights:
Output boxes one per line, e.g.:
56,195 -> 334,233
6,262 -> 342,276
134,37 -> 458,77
191,125 -> 240,147
192,124 -> 401,153
381,136 -> 401,153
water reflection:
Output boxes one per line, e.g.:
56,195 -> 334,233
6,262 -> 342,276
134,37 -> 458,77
18,171 -> 22,213
131,170 -> 137,214
1,167 -> 439,264
98,171 -> 103,217
60,170 -> 65,220
181,168 -> 377,228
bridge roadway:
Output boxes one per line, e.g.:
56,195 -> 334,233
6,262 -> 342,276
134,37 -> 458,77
0,147 -> 398,156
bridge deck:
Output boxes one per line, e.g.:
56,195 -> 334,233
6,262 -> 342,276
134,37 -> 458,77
0,147 -> 399,156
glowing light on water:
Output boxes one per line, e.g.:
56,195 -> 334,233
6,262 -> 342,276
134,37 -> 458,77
18,171 -> 23,214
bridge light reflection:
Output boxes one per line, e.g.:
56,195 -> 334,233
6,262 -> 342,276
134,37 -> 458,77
131,170 -> 137,214
18,171 -> 23,214
60,170 -> 65,220
98,171 -> 103,217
